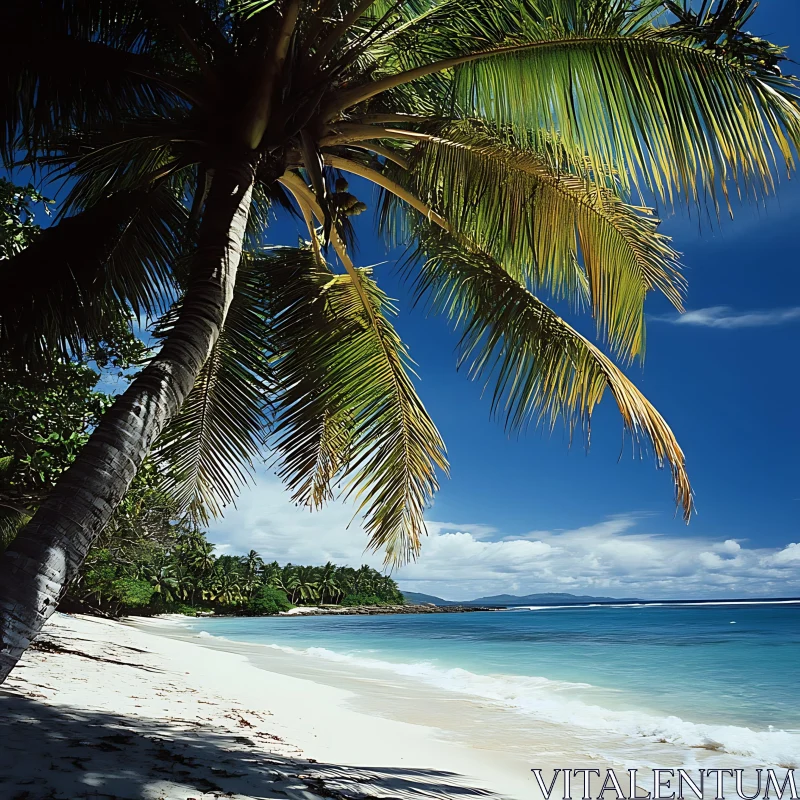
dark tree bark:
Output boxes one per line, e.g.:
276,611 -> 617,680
0,155 -> 257,684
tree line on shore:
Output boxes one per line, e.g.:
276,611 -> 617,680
69,527 -> 404,616
0,220 -> 402,618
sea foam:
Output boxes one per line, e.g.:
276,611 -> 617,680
260,641 -> 800,767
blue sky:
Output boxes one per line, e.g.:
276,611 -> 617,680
211,1 -> 800,600
9,2 -> 799,599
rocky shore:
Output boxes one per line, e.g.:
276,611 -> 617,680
276,604 -> 504,616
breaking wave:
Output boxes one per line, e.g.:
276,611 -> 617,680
256,640 -> 800,766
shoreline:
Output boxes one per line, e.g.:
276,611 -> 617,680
148,612 -> 800,783
4,608 -> 794,799
275,603 -> 503,616
124,597 -> 800,622
0,612 -> 538,800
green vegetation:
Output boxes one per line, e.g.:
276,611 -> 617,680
68,529 -> 404,616
0,180 -> 151,549
2,0 -> 800,682
0,182 -> 402,618
245,586 -> 294,616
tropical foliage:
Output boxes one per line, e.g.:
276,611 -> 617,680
0,287 -> 401,618
0,179 -> 51,259
8,0 -> 799,556
0,359 -> 110,548
0,181 -> 148,547
1,0 -> 799,682
70,525 -> 404,615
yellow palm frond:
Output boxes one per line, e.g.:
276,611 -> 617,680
400,123 -> 684,358
413,230 -> 692,520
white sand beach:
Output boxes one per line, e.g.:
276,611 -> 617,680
0,613 -> 540,800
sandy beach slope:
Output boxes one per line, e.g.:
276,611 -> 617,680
0,613 -> 536,800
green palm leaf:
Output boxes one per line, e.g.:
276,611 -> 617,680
53,120 -> 200,214
395,123 -> 684,357
0,456 -> 29,551
0,507 -> 30,552
288,406 -> 354,511
454,31 -> 800,204
0,1 -> 195,164
0,185 -> 185,364
412,229 -> 692,519
265,246 -> 447,563
153,256 -> 273,522
335,0 -> 800,207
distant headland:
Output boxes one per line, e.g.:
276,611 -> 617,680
401,591 -> 639,606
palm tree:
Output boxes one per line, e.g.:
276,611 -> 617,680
170,564 -> 195,603
208,557 -> 245,606
376,575 -> 401,604
260,560 -> 282,588
277,564 -> 301,603
336,566 -> 357,598
354,565 -> 377,596
241,549 -> 264,597
140,559 -> 181,604
317,561 -> 341,604
1,0 -> 799,683
294,566 -> 320,604
177,534 -> 216,603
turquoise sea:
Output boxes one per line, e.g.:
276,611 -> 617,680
174,601 -> 800,768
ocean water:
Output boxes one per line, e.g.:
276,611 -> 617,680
173,602 -> 800,768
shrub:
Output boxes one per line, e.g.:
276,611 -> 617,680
172,604 -> 212,616
110,577 -> 154,608
80,549 -> 118,598
245,586 -> 293,615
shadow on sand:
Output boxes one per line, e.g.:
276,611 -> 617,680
0,691 -> 498,800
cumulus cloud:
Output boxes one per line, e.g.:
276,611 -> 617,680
427,521 -> 499,540
208,472 -> 800,601
768,542 -> 800,565
651,305 -> 800,329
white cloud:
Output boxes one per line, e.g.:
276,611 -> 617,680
428,521 -> 499,540
768,542 -> 800,565
209,474 -> 386,571
651,305 -> 800,329
208,472 -> 800,601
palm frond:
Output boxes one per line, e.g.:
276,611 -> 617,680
53,120 -> 202,214
0,2 -> 195,164
265,246 -> 447,564
334,0 -> 800,207
231,0 -> 278,19
257,248 -> 355,511
153,256 -> 273,523
305,409 -> 354,508
143,0 -> 234,62
359,0 -> 528,71
397,123 -> 684,358
0,506 -> 29,552
411,229 -> 692,520
0,452 -> 29,549
0,185 -> 184,364
453,26 -> 800,205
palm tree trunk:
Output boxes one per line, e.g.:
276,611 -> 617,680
0,155 -> 257,684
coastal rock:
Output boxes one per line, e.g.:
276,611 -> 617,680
277,604 -> 502,617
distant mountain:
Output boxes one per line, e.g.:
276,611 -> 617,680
469,592 -> 635,605
402,590 -> 637,606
